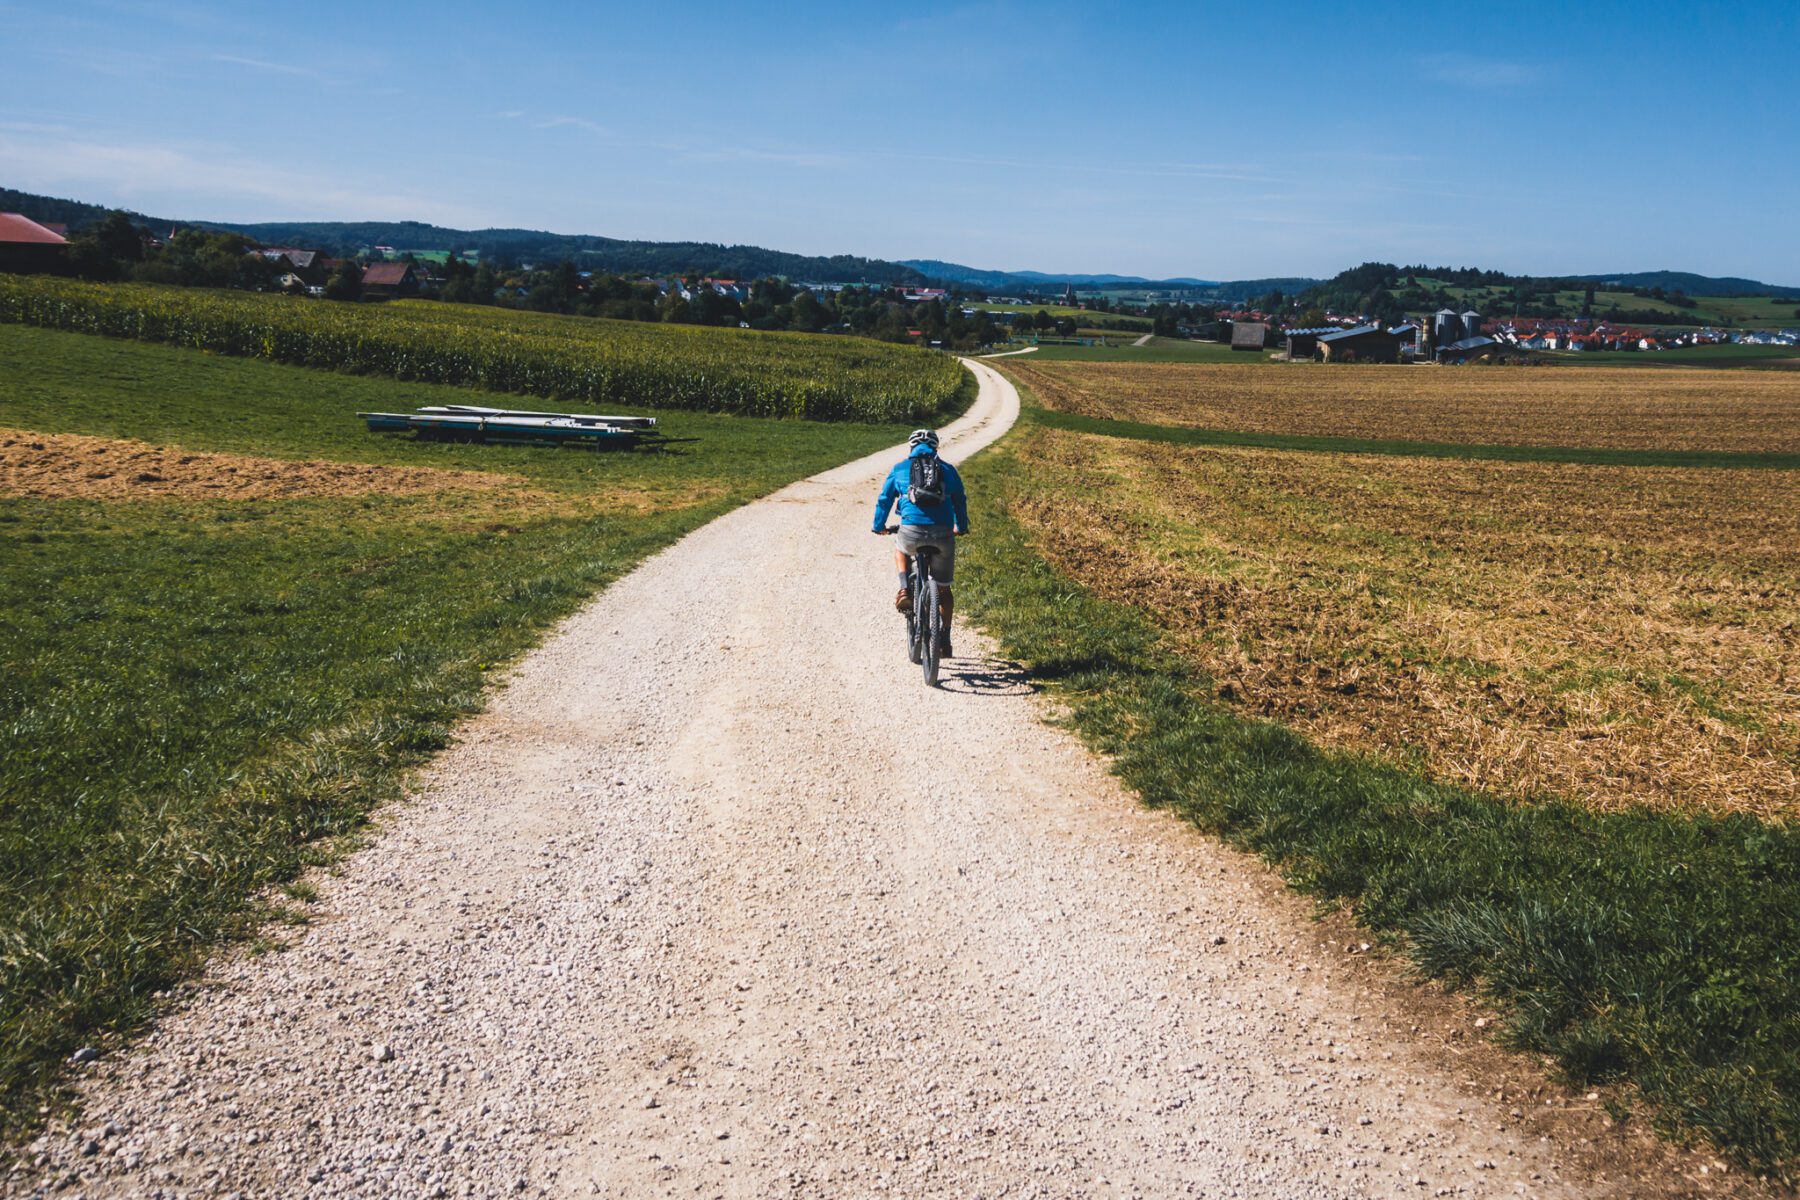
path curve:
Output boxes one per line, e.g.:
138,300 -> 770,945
21,361 -> 1691,1198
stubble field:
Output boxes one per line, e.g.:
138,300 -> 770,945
1009,426 -> 1800,818
1000,357 -> 1800,818
1010,359 -> 1800,452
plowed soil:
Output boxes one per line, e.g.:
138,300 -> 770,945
0,428 -> 516,501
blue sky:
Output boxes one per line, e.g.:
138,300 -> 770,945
3,1 -> 1796,282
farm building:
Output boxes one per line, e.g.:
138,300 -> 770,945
0,213 -> 69,274
1282,327 -> 1337,359
1231,321 -> 1269,352
260,248 -> 327,285
360,262 -> 421,298
1316,324 -> 1403,363
1436,335 -> 1499,363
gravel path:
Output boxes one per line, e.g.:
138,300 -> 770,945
14,362 -> 1736,1198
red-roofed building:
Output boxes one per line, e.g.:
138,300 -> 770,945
0,213 -> 70,274
359,261 -> 420,298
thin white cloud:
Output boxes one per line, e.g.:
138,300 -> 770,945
535,115 -> 609,135
1419,53 -> 1541,89
677,146 -> 847,169
0,130 -> 490,226
207,53 -> 318,78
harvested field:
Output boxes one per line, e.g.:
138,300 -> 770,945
0,428 -> 518,501
1011,360 -> 1800,452
1007,425 -> 1800,819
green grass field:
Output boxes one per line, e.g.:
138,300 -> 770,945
1018,336 -> 1252,363
968,301 -> 1152,331
1425,278 -> 1800,330
1542,343 -> 1798,368
0,323 -> 923,1129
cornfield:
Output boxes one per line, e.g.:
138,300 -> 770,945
0,277 -> 966,423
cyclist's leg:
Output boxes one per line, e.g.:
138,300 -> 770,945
931,535 -> 955,655
892,546 -> 912,611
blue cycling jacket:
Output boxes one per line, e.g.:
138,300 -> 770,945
871,443 -> 969,532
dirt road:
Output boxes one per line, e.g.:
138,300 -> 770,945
18,362 -> 1706,1198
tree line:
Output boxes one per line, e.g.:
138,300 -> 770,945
41,211 -> 1241,350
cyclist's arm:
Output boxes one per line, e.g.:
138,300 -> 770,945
948,464 -> 971,534
871,468 -> 900,532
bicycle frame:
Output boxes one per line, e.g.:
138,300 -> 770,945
888,527 -> 943,685
910,546 -> 942,685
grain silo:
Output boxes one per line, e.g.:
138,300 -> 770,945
1433,308 -> 1463,346
1461,309 -> 1483,338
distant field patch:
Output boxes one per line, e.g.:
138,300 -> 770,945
1545,344 -> 1800,369
1021,337 -> 1246,364
1010,360 -> 1800,452
970,301 -> 1150,330
0,428 -> 517,502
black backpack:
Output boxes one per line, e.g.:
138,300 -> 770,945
907,453 -> 946,506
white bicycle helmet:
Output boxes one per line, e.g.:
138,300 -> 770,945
908,428 -> 940,451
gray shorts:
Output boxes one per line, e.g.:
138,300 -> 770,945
896,524 -> 955,584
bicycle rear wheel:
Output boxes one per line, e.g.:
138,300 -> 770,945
921,576 -> 941,686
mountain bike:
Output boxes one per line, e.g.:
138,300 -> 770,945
885,526 -> 946,686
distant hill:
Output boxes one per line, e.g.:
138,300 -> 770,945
900,259 -> 1219,291
1191,277 -> 1322,304
1300,261 -> 1800,329
1572,271 -> 1800,298
0,188 -> 928,285
223,221 -> 928,284
1008,270 -> 1218,287
898,260 -> 1324,302
6,188 -> 1792,301
0,187 -> 168,234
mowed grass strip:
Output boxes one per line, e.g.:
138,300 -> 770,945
1034,407 -> 1800,468
0,324 -> 920,1129
1011,358 -> 1800,453
957,434 -> 1800,1180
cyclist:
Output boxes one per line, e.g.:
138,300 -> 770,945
872,429 -> 969,656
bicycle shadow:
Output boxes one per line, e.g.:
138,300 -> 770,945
935,657 -> 1040,697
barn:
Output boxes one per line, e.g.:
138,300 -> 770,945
1230,321 -> 1268,352
1282,327 -> 1337,359
360,262 -> 421,298
0,213 -> 69,275
1316,324 -> 1403,363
